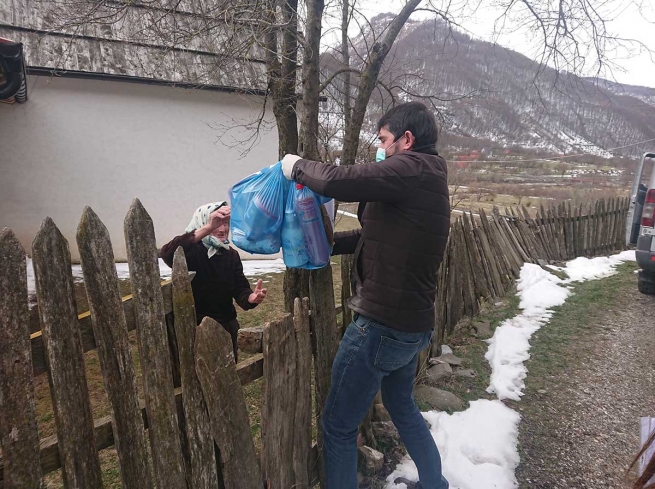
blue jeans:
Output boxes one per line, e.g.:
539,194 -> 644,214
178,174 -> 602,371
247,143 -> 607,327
321,313 -> 449,489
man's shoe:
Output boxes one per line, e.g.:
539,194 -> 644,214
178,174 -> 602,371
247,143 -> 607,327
393,477 -> 421,489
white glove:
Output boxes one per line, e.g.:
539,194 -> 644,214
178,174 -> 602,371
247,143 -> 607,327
282,154 -> 302,180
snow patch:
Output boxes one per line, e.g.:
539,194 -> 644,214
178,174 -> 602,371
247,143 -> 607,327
387,250 -> 636,489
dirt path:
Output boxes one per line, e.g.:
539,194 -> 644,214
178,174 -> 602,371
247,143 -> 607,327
516,265 -> 655,488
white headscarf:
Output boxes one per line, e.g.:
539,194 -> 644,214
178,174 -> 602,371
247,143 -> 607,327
185,201 -> 230,258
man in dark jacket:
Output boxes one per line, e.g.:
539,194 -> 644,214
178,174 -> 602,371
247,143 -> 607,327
281,102 -> 450,489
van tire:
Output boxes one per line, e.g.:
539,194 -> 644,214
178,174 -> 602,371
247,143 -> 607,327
638,271 -> 655,295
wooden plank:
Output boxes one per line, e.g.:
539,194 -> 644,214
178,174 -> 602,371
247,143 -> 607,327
479,209 -> 512,286
521,206 -> 549,260
492,212 -> 525,271
124,199 -> 187,489
293,298 -> 313,488
501,214 -> 531,266
434,237 -> 451,345
446,227 -> 463,333
462,213 -> 489,299
566,202 -> 575,259
195,317 -> 262,489
261,314 -> 297,488
609,199 -> 616,251
238,326 -> 265,354
309,265 -> 340,486
590,201 -> 599,256
172,248 -> 219,489
547,206 -> 562,260
527,208 -> 550,261
0,229 -> 43,488
538,205 -> 557,260
474,223 -> 504,297
455,220 -> 478,317
557,202 -> 569,260
31,218 -> 103,488
76,207 -> 154,489
469,213 -> 496,298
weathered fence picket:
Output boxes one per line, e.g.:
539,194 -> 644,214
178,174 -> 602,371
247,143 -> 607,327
195,317 -> 262,489
32,218 -> 103,488
0,229 -> 43,489
293,297 -> 314,487
172,247 -> 219,489
77,207 -> 154,489
124,199 -> 187,489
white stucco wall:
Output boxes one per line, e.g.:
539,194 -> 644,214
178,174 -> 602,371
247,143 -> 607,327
0,75 -> 280,261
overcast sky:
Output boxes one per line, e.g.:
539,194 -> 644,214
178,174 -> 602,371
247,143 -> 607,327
323,0 -> 655,89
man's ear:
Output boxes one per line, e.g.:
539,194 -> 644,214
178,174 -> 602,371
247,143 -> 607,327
403,131 -> 415,151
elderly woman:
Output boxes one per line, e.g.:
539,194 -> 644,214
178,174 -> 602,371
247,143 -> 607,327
160,202 -> 267,362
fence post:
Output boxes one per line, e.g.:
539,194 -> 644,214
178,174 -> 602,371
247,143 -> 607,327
261,314 -> 297,488
172,248 -> 219,489
309,266 -> 339,485
32,218 -> 103,488
0,229 -> 43,488
124,199 -> 187,489
195,317 -> 262,489
77,207 -> 154,489
293,298 -> 313,487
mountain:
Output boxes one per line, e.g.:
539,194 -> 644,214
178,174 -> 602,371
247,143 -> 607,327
323,15 -> 655,159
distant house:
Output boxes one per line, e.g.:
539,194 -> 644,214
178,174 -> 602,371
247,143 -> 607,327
0,2 -> 278,261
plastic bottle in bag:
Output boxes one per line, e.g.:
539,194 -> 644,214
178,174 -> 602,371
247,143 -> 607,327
281,192 -> 310,268
295,184 -> 330,266
242,195 -> 278,242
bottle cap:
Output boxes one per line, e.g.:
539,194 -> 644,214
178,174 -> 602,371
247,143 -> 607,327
296,184 -> 304,190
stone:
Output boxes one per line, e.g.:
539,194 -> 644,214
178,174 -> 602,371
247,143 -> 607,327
537,389 -> 547,394
373,403 -> 391,422
438,353 -> 463,366
414,385 -> 465,411
472,321 -> 493,339
357,446 -> 384,475
371,421 -> 401,449
537,258 -> 549,267
440,344 -> 453,355
454,369 -> 477,379
425,363 -> 452,385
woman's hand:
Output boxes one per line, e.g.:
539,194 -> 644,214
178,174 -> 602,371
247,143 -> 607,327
208,206 -> 231,230
248,279 -> 268,304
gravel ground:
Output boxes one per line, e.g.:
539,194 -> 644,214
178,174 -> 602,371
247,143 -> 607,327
517,274 -> 655,488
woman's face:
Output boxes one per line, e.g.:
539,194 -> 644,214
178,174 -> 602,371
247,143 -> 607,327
211,217 -> 230,242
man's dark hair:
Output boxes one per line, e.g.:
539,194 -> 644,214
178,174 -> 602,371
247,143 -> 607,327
376,101 -> 438,154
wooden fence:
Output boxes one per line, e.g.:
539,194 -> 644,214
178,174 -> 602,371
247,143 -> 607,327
434,197 -> 629,346
0,200 -> 338,489
0,196 -> 629,488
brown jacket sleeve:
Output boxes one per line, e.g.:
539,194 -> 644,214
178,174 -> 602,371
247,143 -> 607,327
232,252 -> 257,311
160,232 -> 197,268
292,154 -> 423,203
332,229 -> 361,256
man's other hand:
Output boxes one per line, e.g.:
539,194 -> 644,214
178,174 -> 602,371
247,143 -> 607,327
282,154 -> 302,180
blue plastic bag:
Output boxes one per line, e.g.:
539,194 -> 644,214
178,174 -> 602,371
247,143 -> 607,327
281,183 -> 331,269
229,162 -> 288,254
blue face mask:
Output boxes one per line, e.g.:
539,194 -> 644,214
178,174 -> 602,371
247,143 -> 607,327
376,138 -> 401,162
